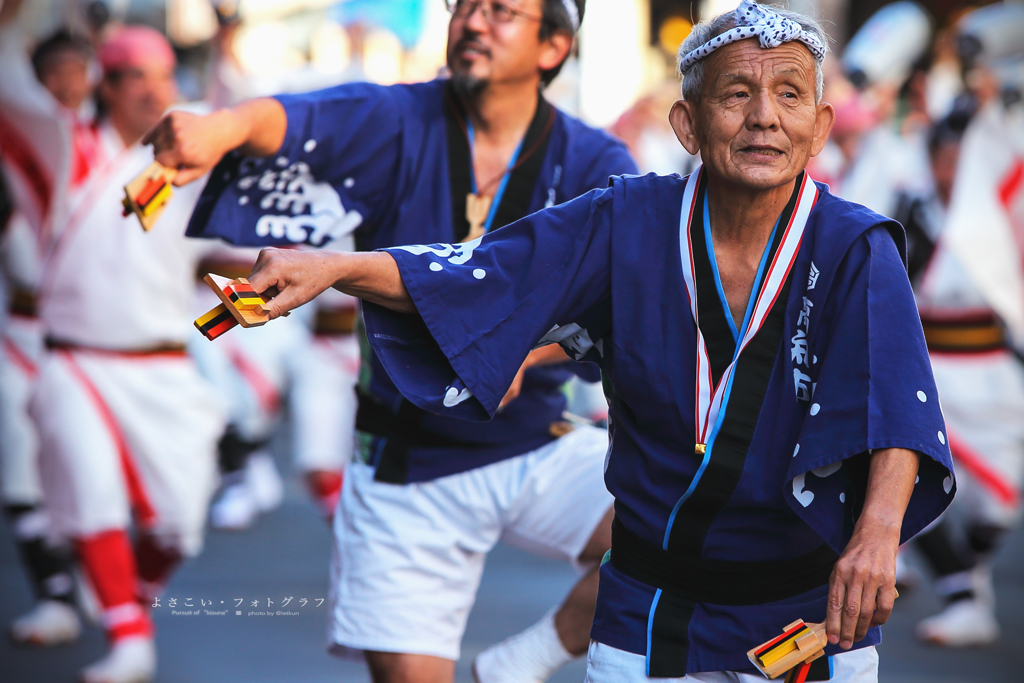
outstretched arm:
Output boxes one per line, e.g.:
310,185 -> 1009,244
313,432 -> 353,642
143,98 -> 287,185
248,246 -> 576,410
826,447 -> 919,649
245,248 -> 414,318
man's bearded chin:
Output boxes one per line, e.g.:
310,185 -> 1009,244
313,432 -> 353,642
450,69 -> 489,100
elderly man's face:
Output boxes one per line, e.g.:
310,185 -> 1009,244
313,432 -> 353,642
671,39 -> 834,192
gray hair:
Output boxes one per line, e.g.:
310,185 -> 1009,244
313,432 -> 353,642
676,4 -> 829,102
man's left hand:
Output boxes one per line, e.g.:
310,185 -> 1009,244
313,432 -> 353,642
825,447 -> 919,650
247,248 -> 344,319
246,247 -> 415,318
826,520 -> 899,649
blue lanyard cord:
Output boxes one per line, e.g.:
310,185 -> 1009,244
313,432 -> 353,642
702,194 -> 781,346
663,205 -> 783,550
466,120 -> 525,234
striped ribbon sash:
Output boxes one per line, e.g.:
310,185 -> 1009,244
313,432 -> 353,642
678,165 -> 818,465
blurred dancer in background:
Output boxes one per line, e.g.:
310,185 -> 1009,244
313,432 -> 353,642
854,2 -> 1024,648
893,109 -> 969,286
905,85 -> 1024,648
26,26 -> 228,683
290,283 -> 360,523
188,258 -> 291,532
0,0 -> 97,647
200,0 -> 354,531
835,1 -> 935,216
31,28 -> 96,117
0,177 -> 82,647
147,1 -> 636,681
205,0 -> 248,110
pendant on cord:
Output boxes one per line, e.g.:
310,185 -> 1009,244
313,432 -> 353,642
463,193 -> 491,243
695,443 -> 707,455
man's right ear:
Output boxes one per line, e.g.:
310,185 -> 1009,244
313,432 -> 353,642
669,99 -> 700,156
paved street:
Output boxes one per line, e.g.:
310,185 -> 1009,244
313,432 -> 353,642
1,464 -> 1020,683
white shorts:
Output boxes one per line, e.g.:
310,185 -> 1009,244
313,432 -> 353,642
931,351 -> 1024,527
328,424 -> 613,661
289,334 -> 359,473
585,642 -> 878,683
29,349 -> 225,556
0,315 -> 44,504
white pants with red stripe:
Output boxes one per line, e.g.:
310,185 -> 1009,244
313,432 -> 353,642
931,350 -> 1024,527
0,314 -> 44,505
290,334 -> 359,473
29,349 -> 225,557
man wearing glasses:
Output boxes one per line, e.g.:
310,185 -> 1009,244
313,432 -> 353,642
147,1 -> 635,681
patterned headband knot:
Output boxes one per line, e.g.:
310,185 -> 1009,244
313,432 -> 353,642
678,0 -> 826,73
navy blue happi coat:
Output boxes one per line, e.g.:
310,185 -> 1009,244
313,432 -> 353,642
362,169 -> 956,675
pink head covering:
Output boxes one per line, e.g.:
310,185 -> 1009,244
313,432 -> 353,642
831,95 -> 878,138
97,26 -> 176,74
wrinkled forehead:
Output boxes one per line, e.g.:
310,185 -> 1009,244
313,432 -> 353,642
703,39 -> 817,88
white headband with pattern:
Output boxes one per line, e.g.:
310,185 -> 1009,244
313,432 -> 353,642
561,0 -> 579,32
678,0 -> 826,73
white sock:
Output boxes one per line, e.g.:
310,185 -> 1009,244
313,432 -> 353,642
473,607 -> 575,683
935,570 -> 974,598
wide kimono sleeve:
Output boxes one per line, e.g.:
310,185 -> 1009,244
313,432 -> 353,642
786,225 -> 956,551
186,82 -> 403,247
363,187 -> 615,422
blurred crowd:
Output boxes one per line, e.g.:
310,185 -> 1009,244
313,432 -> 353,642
0,1 -> 1022,682
799,2 -> 1024,656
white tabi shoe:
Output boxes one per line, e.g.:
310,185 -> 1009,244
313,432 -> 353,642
916,597 -> 1000,647
210,476 -> 259,531
80,636 -> 156,683
9,599 -> 81,646
245,452 -> 284,513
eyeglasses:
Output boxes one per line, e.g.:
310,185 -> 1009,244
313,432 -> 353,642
445,0 -> 544,25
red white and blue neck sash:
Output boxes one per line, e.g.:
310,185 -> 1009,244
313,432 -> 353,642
678,165 -> 818,457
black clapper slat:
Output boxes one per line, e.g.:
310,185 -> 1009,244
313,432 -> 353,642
648,174 -> 804,678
